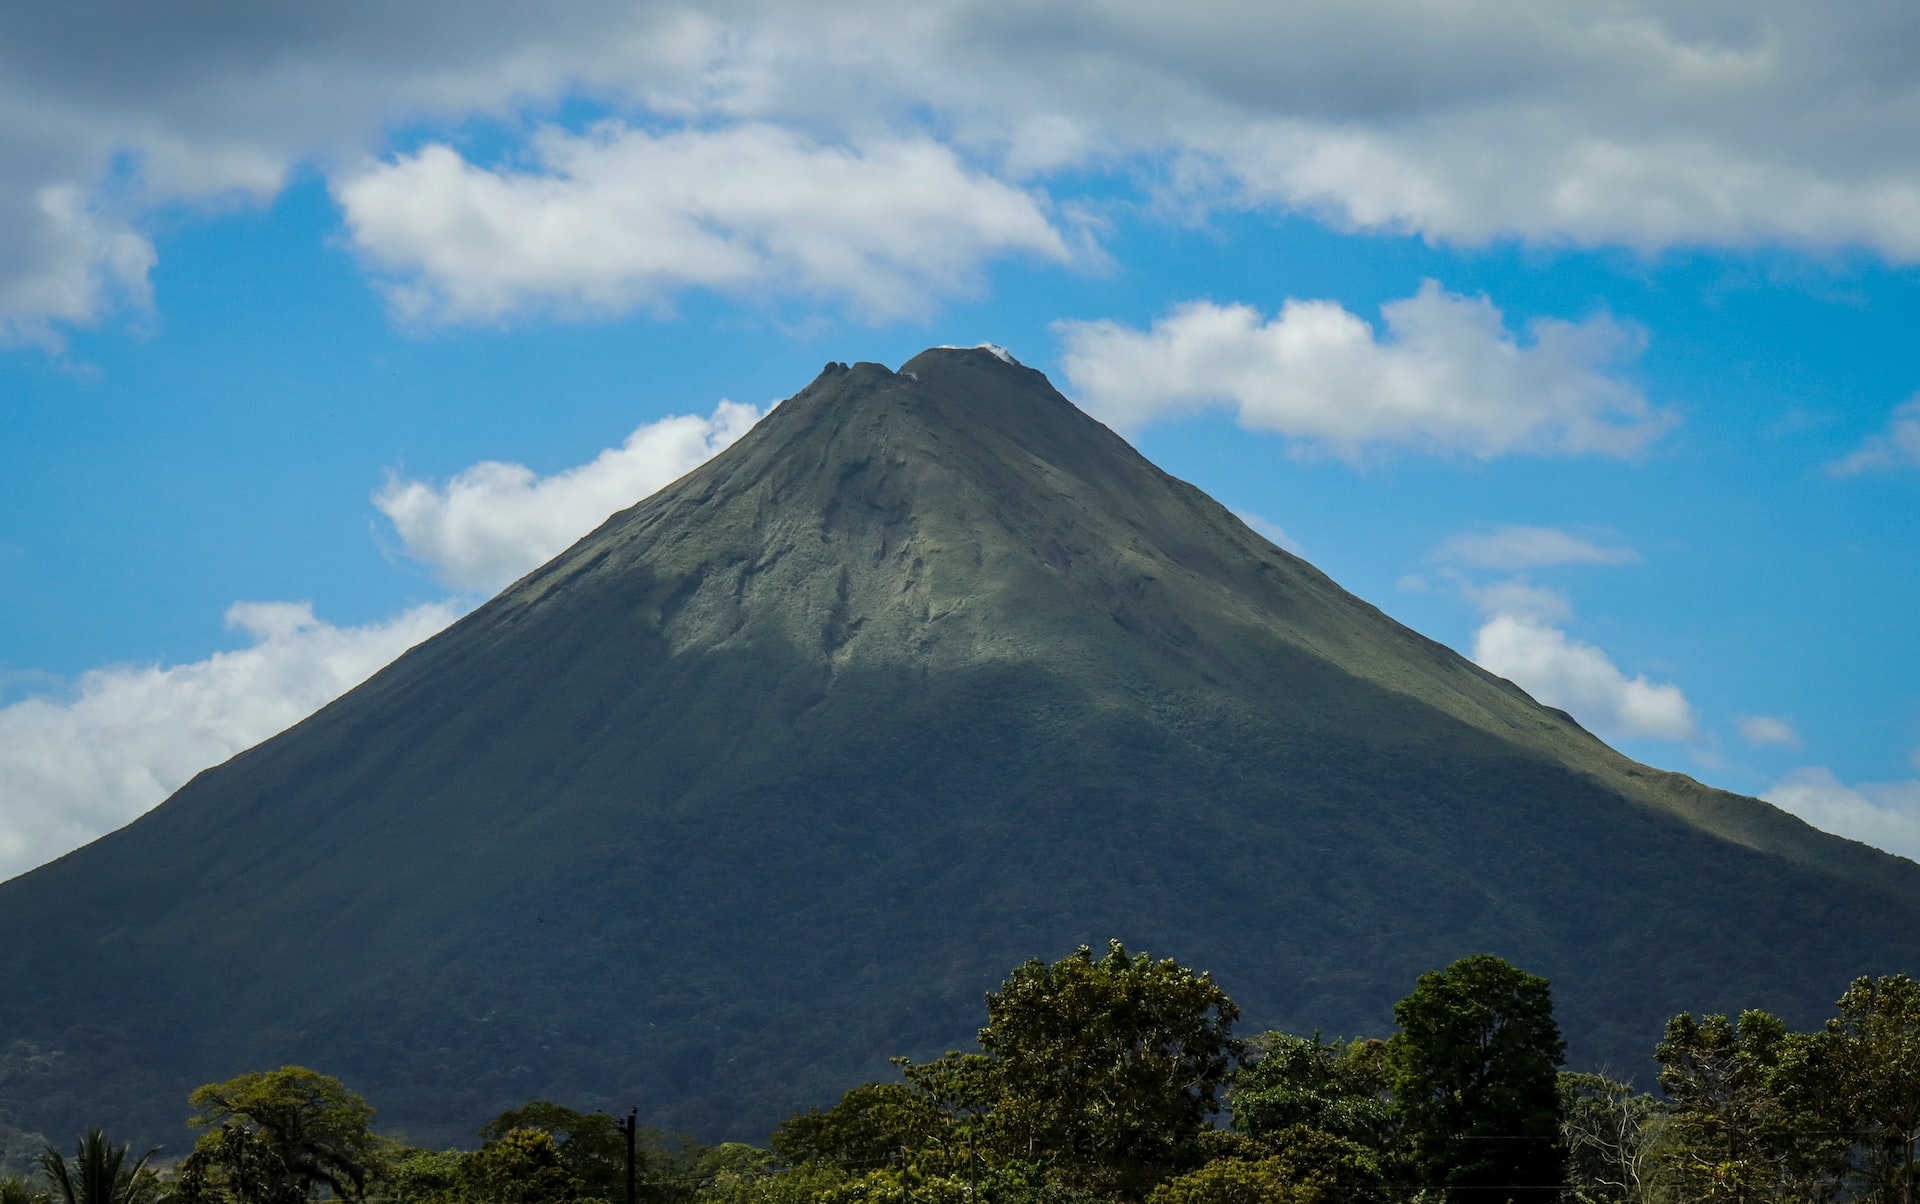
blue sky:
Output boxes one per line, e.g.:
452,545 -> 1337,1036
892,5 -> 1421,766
3,1 -> 1918,878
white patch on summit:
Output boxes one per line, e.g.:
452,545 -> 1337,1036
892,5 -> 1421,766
936,343 -> 1021,365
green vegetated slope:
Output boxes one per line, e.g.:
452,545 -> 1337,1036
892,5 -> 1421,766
3,348 -> 1917,1152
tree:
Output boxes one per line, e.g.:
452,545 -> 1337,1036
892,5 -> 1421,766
1557,1073 -> 1666,1204
1654,1009 -> 1827,1204
459,1128 -> 600,1204
1781,975 -> 1920,1204
977,940 -> 1241,1196
895,1052 -> 997,1177
37,1130 -> 158,1204
383,1148 -> 468,1204
187,1066 -> 380,1201
1386,953 -> 1566,1204
481,1102 -> 629,1200
770,1082 -> 940,1172
1144,1127 -> 1386,1204
1229,1034 -> 1390,1148
172,1124 -> 305,1204
1142,1156 -> 1319,1204
0,1176 -> 49,1204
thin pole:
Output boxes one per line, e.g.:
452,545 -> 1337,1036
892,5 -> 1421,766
623,1107 -> 637,1204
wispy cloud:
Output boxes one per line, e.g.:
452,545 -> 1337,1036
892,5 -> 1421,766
1830,396 -> 1920,475
1056,282 -> 1671,461
1737,714 -> 1801,749
1432,525 -> 1639,571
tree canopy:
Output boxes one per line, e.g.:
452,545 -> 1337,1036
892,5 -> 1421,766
21,943 -> 1920,1204
978,940 -> 1241,1195
1387,953 -> 1567,1203
185,1066 -> 379,1202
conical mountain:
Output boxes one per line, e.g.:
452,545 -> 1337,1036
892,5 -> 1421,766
4,348 -> 1918,1150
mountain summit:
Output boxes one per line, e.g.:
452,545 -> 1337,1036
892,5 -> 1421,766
4,347 -> 1918,1147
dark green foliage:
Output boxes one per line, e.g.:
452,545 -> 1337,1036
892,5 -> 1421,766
0,1175 -> 48,1204
480,1101 -> 628,1200
173,1123 -> 305,1204
1806,974 -> 1920,1203
383,1148 -> 467,1204
6,348 -> 1920,1151
459,1128 -> 601,1204
1144,1128 -> 1387,1204
770,1083 -> 937,1172
978,941 -> 1240,1196
1143,1156 -> 1320,1204
36,1130 -> 156,1204
186,1066 -> 379,1201
1228,1034 -> 1389,1147
1654,1009 -> 1811,1202
1387,954 -> 1567,1203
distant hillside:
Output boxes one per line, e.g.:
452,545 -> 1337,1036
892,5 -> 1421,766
3,347 -> 1915,1151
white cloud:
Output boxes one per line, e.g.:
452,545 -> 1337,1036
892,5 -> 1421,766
0,599 -> 458,883
1831,396 -> 1920,475
1405,569 -> 1572,624
0,393 -> 762,882
376,398 -> 765,593
1055,282 -> 1670,461
1764,766 -> 1920,861
1462,578 -> 1575,625
0,183 -> 155,349
336,123 -> 1074,325
1472,611 -> 1696,741
1432,525 -> 1639,570
1737,714 -> 1801,749
12,4 -> 1920,336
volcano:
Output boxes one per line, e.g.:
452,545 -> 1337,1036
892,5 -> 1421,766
4,347 -> 1917,1150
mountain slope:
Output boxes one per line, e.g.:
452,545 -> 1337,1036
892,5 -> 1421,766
3,347 -> 1916,1151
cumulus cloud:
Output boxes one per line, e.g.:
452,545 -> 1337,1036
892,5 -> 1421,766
12,4 -> 1920,335
376,398 -> 764,593
1057,282 -> 1670,460
0,183 -> 155,349
1472,612 -> 1696,741
1737,714 -> 1801,749
1831,396 -> 1920,475
0,599 -> 457,883
336,123 -> 1074,324
1765,767 -> 1920,861
1432,525 -> 1639,570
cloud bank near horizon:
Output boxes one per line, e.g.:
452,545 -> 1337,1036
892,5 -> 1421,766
0,600 -> 458,883
0,398 -> 766,884
1766,767 -> 1920,862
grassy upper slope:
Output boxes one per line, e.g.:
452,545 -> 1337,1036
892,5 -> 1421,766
2,348 -> 1916,1153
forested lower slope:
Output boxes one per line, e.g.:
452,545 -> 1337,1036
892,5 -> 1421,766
3,347 -> 1916,1151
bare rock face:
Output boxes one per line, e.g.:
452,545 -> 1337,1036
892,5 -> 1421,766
3,347 -> 1916,1149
